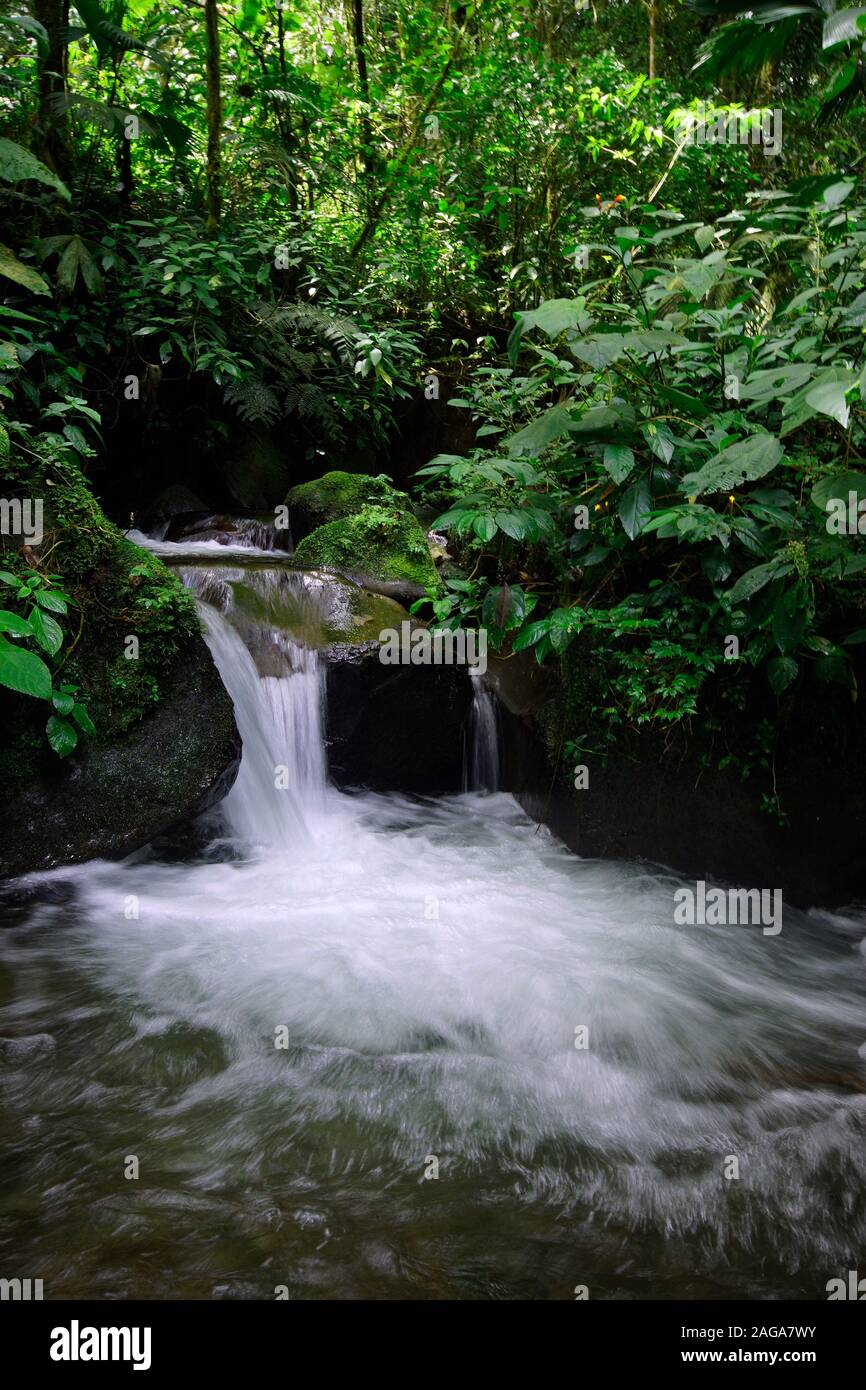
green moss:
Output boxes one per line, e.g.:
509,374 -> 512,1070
293,504 -> 442,591
1,439 -> 200,764
287,470 -> 404,530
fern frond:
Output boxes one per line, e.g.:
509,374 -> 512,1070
253,301 -> 361,362
224,377 -> 282,426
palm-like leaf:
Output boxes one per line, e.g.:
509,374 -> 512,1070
687,0 -> 866,119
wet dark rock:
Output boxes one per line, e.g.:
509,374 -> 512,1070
324,568 -> 428,604
165,513 -> 290,551
138,484 -> 210,537
0,634 -> 241,880
325,642 -> 473,793
496,650 -> 866,909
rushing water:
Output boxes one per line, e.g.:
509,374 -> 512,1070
1,545 -> 865,1301
464,676 -> 501,793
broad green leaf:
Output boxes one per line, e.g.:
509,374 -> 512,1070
29,606 -> 63,657
623,330 -> 689,353
619,479 -> 652,540
642,421 -> 675,465
603,444 -> 634,484
46,714 -> 78,758
0,138 -> 70,200
694,225 -> 715,254
568,401 -> 636,438
0,244 -> 50,296
516,298 -> 588,339
654,383 -> 710,420
56,235 -> 105,295
512,619 -> 550,652
506,403 -> 574,456
63,423 -> 88,454
33,589 -> 69,614
0,635 -> 52,698
418,455 -> 469,474
805,367 -> 856,428
0,609 -> 33,636
682,433 -> 783,495
432,507 -> 472,531
772,584 -> 809,656
767,655 -> 798,694
702,547 -> 732,584
494,510 -> 528,540
729,561 -> 790,604
738,364 -> 813,400
811,471 -> 866,511
569,333 -> 626,370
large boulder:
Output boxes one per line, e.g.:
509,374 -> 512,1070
325,641 -> 472,793
0,629 -> 239,877
494,646 -> 866,909
286,470 -> 403,541
0,448 -> 240,878
294,504 -> 442,594
137,483 -> 210,538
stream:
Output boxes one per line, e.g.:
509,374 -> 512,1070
1,535 -> 865,1300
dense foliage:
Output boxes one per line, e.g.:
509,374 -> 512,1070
416,185 -> 866,725
0,0 -> 864,776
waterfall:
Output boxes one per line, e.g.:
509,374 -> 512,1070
464,675 -> 500,792
9,521 -> 862,1300
187,559 -> 330,849
198,603 -> 325,848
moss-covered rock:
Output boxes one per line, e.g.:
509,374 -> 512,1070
287,470 -> 403,540
497,641 -> 866,909
293,504 -> 442,593
0,441 -> 239,876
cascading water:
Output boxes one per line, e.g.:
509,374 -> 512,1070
1,527 -> 865,1300
464,675 -> 501,793
197,603 -> 324,847
177,555 -> 332,846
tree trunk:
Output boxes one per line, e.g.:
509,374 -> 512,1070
648,0 -> 656,80
32,0 -> 71,178
348,0 -> 375,200
276,4 -> 299,213
204,0 -> 222,235
350,16 -> 471,260
117,125 -> 132,203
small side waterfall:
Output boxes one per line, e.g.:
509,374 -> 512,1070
464,675 -> 500,793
